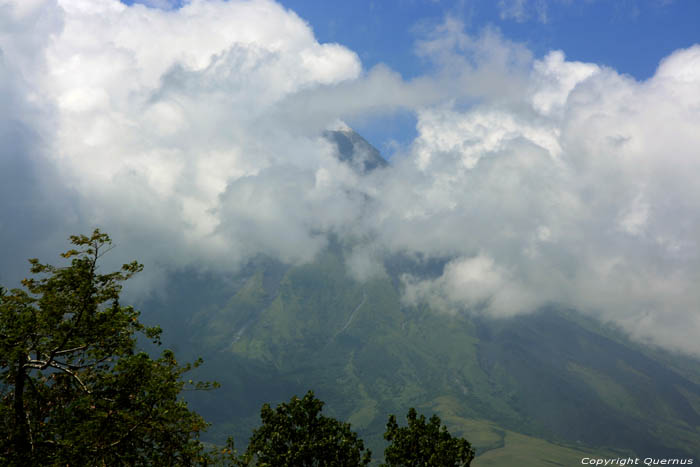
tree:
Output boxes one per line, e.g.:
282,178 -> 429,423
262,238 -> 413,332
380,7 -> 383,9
0,230 -> 219,465
243,390 -> 371,467
382,408 -> 475,467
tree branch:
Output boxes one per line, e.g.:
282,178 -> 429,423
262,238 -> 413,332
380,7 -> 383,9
24,357 -> 92,394
53,344 -> 89,356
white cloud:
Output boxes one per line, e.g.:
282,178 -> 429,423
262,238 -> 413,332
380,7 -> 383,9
1,0 -> 363,269
346,244 -> 387,282
130,0 -> 179,10
498,0 -> 528,22
368,44 -> 700,354
402,255 -> 539,316
1,2 -> 700,355
498,0 -> 549,24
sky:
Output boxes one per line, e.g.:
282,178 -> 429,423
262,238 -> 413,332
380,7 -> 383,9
1,0 -> 700,354
120,0 -> 700,151
236,0 -> 700,149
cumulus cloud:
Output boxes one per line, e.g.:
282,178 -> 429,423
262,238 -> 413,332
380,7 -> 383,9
402,255 -> 539,317
1,1 -> 700,355
1,0 -> 364,278
379,44 -> 700,354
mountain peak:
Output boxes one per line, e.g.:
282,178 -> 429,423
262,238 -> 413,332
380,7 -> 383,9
323,128 -> 388,174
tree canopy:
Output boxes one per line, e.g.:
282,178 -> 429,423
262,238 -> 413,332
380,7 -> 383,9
382,407 -> 475,467
243,390 -> 372,467
0,230 -> 217,465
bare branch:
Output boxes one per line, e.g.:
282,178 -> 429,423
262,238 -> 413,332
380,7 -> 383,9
48,362 -> 91,394
24,357 -> 92,394
53,344 -> 89,356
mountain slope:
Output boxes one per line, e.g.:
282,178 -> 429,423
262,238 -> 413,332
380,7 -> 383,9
141,247 -> 700,462
323,128 -> 388,173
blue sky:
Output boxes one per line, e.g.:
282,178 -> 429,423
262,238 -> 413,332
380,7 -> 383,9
277,0 -> 700,148
280,0 -> 700,81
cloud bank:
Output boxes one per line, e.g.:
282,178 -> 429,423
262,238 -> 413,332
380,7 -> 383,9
1,0 -> 699,354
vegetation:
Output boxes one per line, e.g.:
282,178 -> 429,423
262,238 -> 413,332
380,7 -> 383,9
164,247 -> 700,460
0,230 -> 218,465
243,390 -> 371,466
382,408 -> 474,467
0,231 -> 478,465
240,391 -> 477,467
7,230 -> 699,464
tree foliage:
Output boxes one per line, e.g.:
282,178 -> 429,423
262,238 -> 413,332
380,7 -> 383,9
243,390 -> 371,467
0,230 -> 218,465
382,407 -> 475,467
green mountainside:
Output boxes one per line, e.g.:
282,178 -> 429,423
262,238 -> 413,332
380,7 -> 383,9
141,247 -> 700,464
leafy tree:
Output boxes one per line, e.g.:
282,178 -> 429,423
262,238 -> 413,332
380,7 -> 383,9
382,408 -> 475,467
243,390 -> 371,467
0,230 -> 220,465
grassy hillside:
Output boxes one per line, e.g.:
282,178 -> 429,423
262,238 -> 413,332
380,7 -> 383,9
140,247 -> 700,463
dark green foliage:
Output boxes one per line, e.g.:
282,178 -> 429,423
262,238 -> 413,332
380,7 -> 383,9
0,230 -> 219,465
243,390 -> 371,467
382,408 -> 474,467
